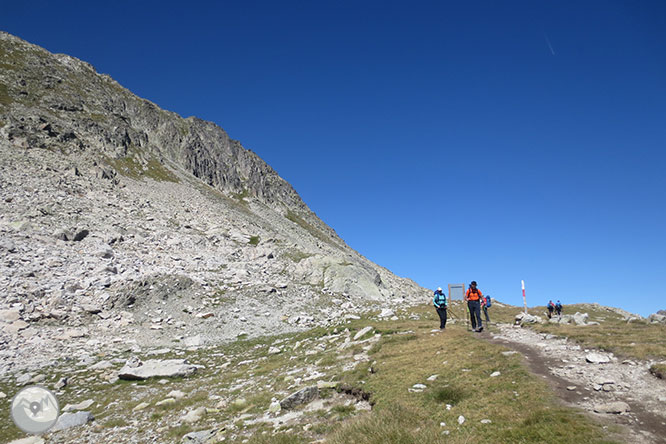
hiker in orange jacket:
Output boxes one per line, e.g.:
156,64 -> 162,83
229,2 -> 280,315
465,281 -> 484,332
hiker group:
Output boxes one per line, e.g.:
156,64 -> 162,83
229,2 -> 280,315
433,281 -> 491,332
547,300 -> 563,318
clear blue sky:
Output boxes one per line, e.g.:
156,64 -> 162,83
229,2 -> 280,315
3,1 -> 665,316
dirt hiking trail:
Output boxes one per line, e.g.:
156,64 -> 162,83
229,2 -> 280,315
487,324 -> 666,444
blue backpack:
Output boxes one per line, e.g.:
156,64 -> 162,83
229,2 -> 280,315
485,296 -> 491,307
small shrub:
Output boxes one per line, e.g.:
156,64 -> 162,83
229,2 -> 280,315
650,363 -> 666,379
426,385 -> 467,405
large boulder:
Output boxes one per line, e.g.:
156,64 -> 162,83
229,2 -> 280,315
572,312 -> 589,325
293,255 -> 385,300
279,386 -> 318,410
648,313 -> 666,324
51,411 -> 94,431
514,312 -> 543,325
118,359 -> 199,380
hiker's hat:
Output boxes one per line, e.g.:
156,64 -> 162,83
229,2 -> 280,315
437,287 -> 442,291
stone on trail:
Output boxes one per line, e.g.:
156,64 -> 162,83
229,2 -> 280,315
118,359 -> 199,380
585,353 -> 611,364
268,346 -> 281,355
566,386 -> 577,391
458,415 -> 465,425
490,371 -> 501,377
593,401 -> 631,414
427,374 -> 438,381
51,411 -> 94,431
514,312 -> 543,325
280,386 -> 318,410
353,326 -> 373,341
480,419 -> 492,424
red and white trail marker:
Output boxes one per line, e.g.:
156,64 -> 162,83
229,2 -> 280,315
521,280 -> 527,314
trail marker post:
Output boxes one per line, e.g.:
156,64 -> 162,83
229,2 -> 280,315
521,280 -> 527,314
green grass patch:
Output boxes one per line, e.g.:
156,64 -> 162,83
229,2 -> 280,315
0,82 -> 11,106
103,417 -> 129,428
425,385 -> 467,406
249,235 -> 260,246
285,210 -> 336,246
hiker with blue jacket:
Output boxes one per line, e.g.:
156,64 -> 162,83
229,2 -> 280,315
482,294 -> 491,323
433,287 -> 448,330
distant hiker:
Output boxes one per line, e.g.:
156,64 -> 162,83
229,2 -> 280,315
482,294 -> 491,323
555,300 -> 563,316
547,300 -> 555,319
433,287 -> 448,329
465,281 -> 484,332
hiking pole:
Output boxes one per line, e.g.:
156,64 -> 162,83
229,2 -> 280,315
466,301 -> 471,331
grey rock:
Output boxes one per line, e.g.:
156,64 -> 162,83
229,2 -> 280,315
353,326 -> 374,341
182,428 -> 221,443
648,313 -> 666,324
182,406 -> 206,423
515,312 -> 543,325
0,309 -> 21,323
593,401 -> 630,414
280,386 -> 318,410
183,335 -> 204,347
572,312 -> 589,325
7,438 -> 45,444
62,399 -> 94,412
378,308 -> 395,318
51,411 -> 94,431
0,238 -> 16,252
585,353 -> 611,364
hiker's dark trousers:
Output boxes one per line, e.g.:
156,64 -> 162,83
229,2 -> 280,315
436,306 -> 447,329
483,306 -> 490,323
468,300 -> 482,330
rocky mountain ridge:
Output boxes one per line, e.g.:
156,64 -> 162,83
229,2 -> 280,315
0,31 -> 424,376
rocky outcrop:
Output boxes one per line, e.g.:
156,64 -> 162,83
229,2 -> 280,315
0,31 -> 424,377
648,313 -> 666,324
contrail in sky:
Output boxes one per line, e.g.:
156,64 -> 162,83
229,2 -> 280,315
544,33 -> 556,55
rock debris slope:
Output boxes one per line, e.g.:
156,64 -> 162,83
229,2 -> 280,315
0,31 -> 423,375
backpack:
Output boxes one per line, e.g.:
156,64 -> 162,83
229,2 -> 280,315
485,296 -> 491,307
